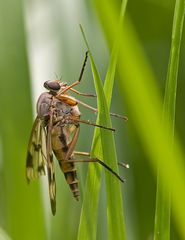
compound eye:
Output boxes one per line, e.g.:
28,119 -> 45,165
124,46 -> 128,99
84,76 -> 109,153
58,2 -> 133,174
44,80 -> 60,92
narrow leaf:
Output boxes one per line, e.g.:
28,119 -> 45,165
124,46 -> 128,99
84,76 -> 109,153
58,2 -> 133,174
154,0 -> 185,239
78,10 -> 127,239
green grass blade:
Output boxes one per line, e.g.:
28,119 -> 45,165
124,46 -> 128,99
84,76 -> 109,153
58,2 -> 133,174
104,0 -> 128,106
77,27 -> 104,240
93,1 -> 185,239
77,21 -> 126,239
154,0 -> 185,239
77,25 -> 108,240
0,1 -> 46,239
163,0 -> 185,125
103,2 -> 127,239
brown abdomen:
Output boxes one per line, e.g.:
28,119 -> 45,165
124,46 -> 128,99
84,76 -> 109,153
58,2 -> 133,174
51,124 -> 79,200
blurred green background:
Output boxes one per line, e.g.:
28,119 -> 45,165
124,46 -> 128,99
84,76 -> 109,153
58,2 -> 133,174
0,0 -> 184,239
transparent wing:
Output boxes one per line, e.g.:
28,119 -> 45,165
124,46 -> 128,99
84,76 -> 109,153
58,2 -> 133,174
46,113 -> 56,215
26,116 -> 47,182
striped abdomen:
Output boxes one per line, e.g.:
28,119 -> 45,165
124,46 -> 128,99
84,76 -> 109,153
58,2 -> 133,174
51,124 -> 79,200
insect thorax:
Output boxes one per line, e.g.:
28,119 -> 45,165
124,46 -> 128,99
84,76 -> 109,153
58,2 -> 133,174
36,92 -> 80,120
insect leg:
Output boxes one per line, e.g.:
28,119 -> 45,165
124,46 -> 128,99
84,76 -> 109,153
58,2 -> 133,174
54,115 -> 115,132
57,94 -> 127,121
77,51 -> 89,83
118,162 -> 130,169
69,87 -> 96,97
65,126 -> 80,161
61,157 -> 125,183
70,118 -> 115,131
73,151 -> 129,169
76,99 -> 128,121
73,151 -> 90,156
57,51 -> 88,95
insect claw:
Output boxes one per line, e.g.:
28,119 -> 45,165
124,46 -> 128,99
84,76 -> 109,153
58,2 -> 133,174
88,94 -> 96,97
118,162 -> 130,169
110,113 -> 128,121
122,177 -> 126,183
119,177 -> 125,183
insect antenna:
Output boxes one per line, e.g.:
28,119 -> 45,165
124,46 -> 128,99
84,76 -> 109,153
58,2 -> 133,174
54,72 -> 59,79
54,72 -> 62,81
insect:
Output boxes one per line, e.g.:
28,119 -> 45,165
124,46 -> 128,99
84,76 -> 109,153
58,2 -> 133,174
26,51 -> 128,215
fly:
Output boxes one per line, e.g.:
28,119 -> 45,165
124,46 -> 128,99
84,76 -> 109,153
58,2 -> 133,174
26,51 -> 129,215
